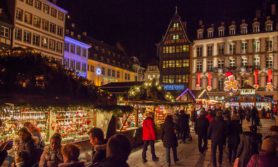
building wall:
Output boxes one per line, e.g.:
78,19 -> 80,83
63,36 -> 90,78
0,22 -> 12,49
191,19 -> 278,100
87,59 -> 137,86
11,0 -> 67,61
144,65 -> 160,81
157,13 -> 191,91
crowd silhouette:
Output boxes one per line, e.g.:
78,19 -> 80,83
0,106 -> 277,167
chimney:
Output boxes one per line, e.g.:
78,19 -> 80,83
256,10 -> 261,18
82,31 -> 87,36
77,34 -> 81,40
271,4 -> 276,15
198,20 -> 203,26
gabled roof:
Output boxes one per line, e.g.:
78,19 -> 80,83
158,7 -> 192,46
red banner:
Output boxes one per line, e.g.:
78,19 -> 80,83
268,69 -> 272,83
254,69 -> 258,85
197,73 -> 201,86
207,72 -> 212,86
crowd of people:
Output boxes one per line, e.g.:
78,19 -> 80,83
141,107 -> 278,167
0,122 -> 132,167
0,106 -> 277,167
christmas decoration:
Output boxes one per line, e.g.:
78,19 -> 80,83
196,73 -> 201,88
266,69 -> 273,91
253,69 -> 259,89
207,72 -> 212,91
224,72 -> 239,94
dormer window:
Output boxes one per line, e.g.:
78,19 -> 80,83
197,29 -> 204,39
207,28 -> 214,38
241,25 -> 248,34
240,20 -> 248,34
265,17 -> 273,31
218,27 -> 225,37
252,21 -> 260,33
229,26 -> 236,35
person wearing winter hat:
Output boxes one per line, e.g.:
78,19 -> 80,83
247,138 -> 278,167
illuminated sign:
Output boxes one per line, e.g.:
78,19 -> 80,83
163,84 -> 185,91
96,68 -> 101,75
240,89 -> 255,95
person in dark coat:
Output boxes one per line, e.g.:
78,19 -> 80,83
208,111 -> 227,167
106,115 -> 117,140
251,106 -> 259,126
95,134 -> 131,167
142,112 -> 159,163
236,126 -> 262,167
161,115 -> 179,166
195,110 -> 209,154
0,140 -> 13,166
178,110 -> 189,143
227,115 -> 242,164
247,138 -> 278,167
15,127 -> 38,167
88,128 -> 106,166
238,107 -> 244,124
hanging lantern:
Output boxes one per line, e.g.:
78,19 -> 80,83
253,69 -> 259,89
207,72 -> 212,91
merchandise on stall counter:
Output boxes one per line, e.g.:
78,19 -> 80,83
50,109 -> 95,142
0,106 -> 48,142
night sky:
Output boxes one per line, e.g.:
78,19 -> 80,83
57,0 -> 271,66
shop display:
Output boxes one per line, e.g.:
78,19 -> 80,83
0,106 -> 95,143
50,109 -> 95,142
0,107 -> 48,142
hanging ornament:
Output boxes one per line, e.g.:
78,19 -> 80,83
253,69 -> 259,89
266,69 -> 273,91
207,72 -> 212,91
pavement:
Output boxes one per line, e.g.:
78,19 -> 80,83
127,119 -> 275,167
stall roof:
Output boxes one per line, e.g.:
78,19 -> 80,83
0,94 -> 96,106
100,82 -> 144,94
126,100 -> 193,106
192,89 -> 210,99
176,88 -> 196,102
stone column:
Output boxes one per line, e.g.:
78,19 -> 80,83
202,76 -> 207,89
260,38 -> 266,53
248,39 -> 253,54
260,54 -> 266,70
236,40 -> 241,54
213,77 -> 218,89
260,72 -> 266,88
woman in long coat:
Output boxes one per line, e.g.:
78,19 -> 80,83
161,115 -> 178,166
